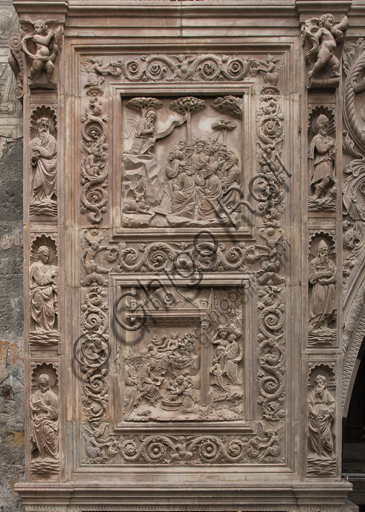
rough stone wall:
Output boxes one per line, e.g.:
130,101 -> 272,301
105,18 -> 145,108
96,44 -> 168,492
0,137 -> 24,512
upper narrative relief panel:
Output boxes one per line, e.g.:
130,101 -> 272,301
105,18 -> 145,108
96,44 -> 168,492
121,95 -> 244,229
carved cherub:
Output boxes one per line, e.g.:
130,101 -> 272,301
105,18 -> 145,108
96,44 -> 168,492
302,14 -> 348,81
20,19 -> 61,82
252,54 -> 285,86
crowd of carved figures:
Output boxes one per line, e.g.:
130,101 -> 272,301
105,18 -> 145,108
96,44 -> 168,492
122,95 -> 243,228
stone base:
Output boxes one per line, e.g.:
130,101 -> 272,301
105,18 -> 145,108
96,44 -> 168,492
15,481 -> 353,512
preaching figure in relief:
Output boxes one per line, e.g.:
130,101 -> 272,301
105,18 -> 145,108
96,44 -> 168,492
30,246 -> 58,335
30,117 -> 57,215
30,373 -> 60,473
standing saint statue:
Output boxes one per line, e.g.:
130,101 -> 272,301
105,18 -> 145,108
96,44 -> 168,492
30,117 -> 57,215
30,373 -> 60,473
308,239 -> 336,336
309,114 -> 335,202
30,246 -> 58,338
307,374 -> 336,474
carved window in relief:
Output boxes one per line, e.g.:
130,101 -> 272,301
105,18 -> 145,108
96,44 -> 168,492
115,286 -> 244,423
121,95 -> 243,228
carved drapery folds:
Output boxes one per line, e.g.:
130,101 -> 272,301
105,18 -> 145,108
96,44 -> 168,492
308,106 -> 336,211
121,94 -> 243,228
307,364 -> 336,476
308,233 -> 337,346
30,363 -> 60,474
29,235 -> 59,345
29,106 -> 58,217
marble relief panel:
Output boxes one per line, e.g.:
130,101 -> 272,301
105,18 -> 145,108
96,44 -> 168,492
116,285 -> 244,423
121,95 -> 243,229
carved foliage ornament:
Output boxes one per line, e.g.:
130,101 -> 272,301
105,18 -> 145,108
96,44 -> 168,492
80,87 -> 108,225
255,88 -> 287,227
342,39 -> 365,283
81,54 -> 285,85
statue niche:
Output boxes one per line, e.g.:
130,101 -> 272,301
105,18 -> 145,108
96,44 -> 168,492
308,110 -> 336,211
30,365 -> 60,474
29,107 -> 58,217
121,95 -> 243,228
29,236 -> 60,345
307,367 -> 336,476
308,236 -> 337,345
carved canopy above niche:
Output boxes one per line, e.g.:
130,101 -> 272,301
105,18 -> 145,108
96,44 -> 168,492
12,0 -> 357,508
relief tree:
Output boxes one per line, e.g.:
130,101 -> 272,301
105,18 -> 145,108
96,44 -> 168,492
211,119 -> 237,146
169,96 -> 206,140
211,95 -> 242,119
125,97 -> 163,116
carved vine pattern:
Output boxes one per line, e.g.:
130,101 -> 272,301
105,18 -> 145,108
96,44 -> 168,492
81,54 -> 284,85
79,57 -> 287,464
80,86 -> 109,225
255,87 -> 286,227
342,39 -> 365,284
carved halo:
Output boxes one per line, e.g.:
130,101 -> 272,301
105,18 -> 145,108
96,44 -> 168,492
308,363 -> 336,390
308,105 -> 335,136
30,105 -> 57,136
30,234 -> 58,264
309,231 -> 336,259
31,362 -> 59,391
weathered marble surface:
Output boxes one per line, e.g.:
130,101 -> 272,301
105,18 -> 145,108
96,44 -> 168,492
8,0 -> 365,511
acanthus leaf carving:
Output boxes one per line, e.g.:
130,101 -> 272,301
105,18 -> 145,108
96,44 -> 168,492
82,54 -> 285,86
80,87 -> 109,225
255,89 -> 286,227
